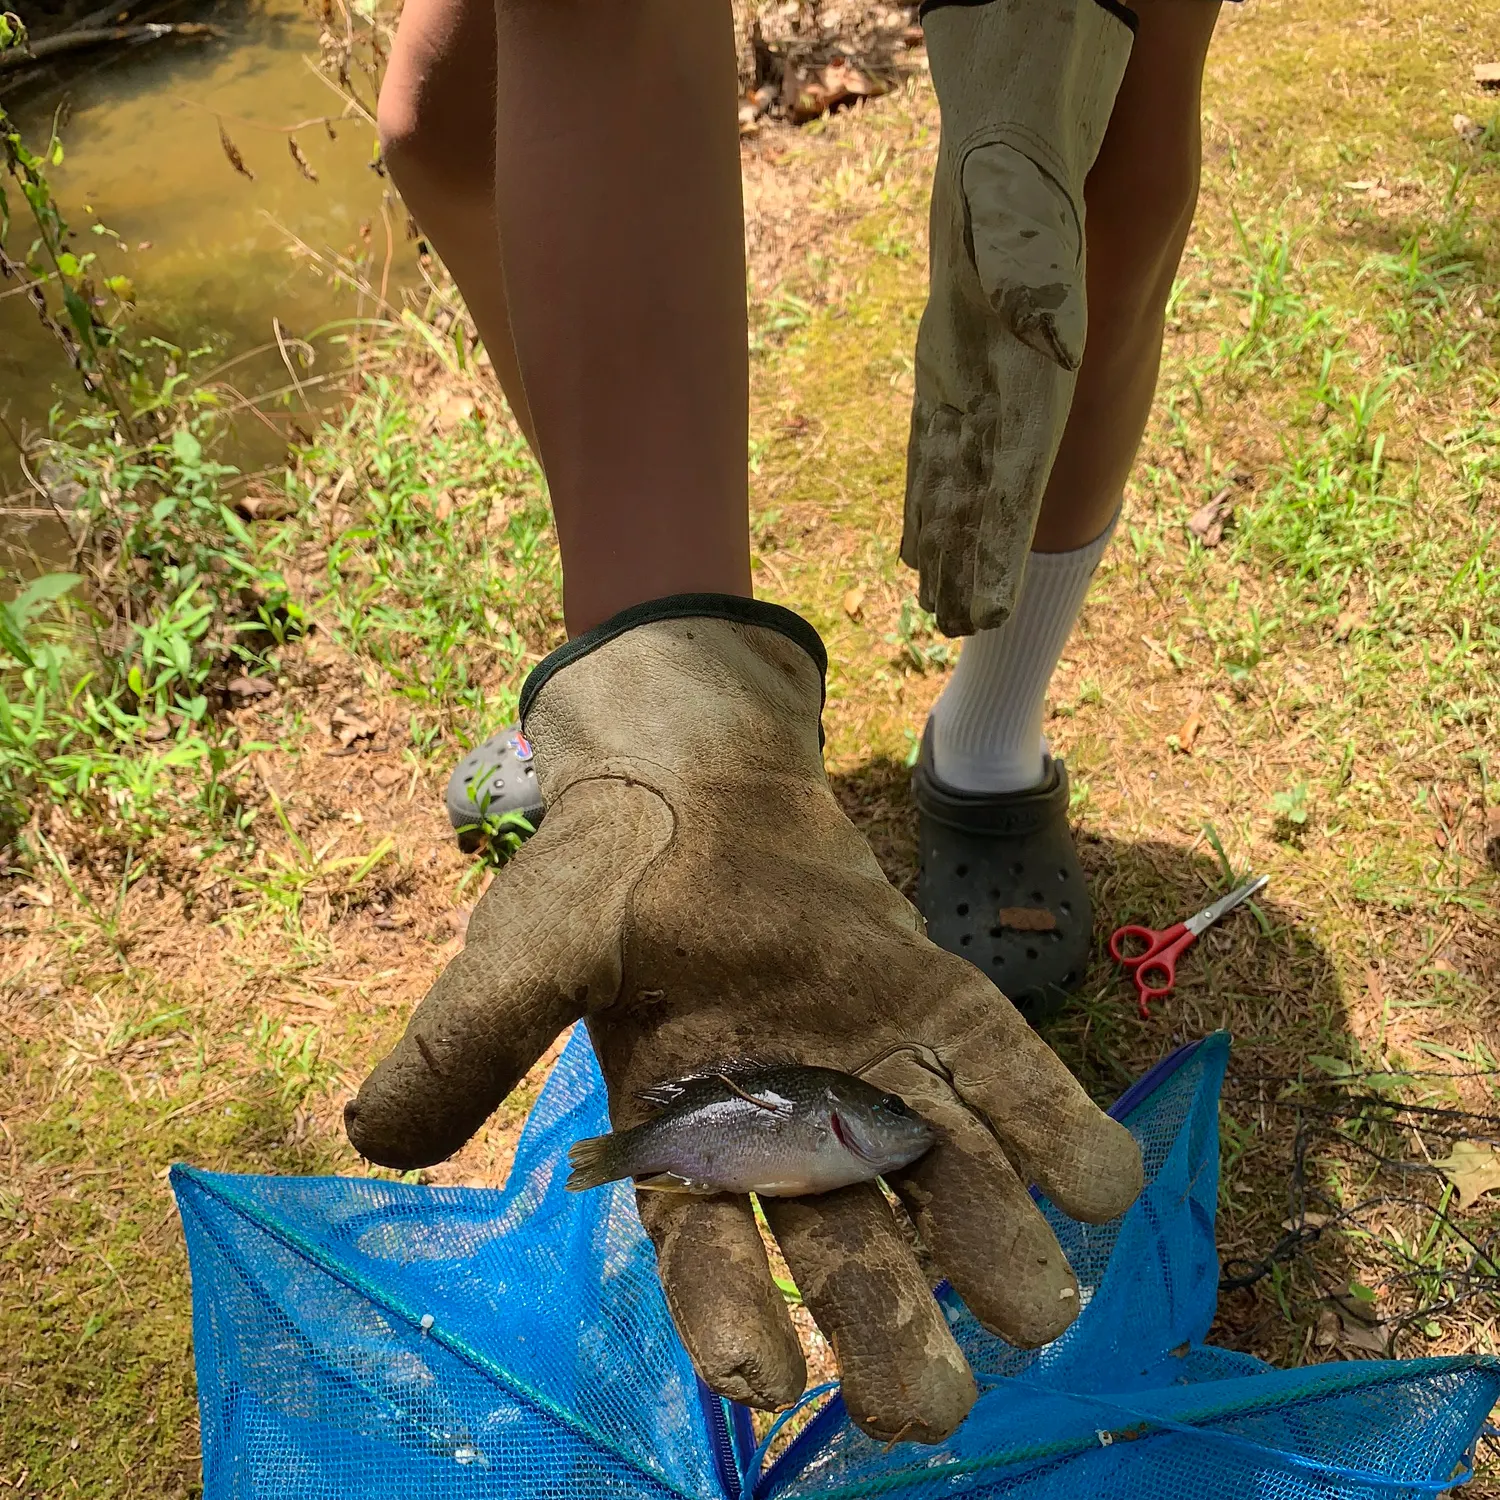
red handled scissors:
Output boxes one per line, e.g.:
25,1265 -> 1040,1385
1109,874 -> 1268,1018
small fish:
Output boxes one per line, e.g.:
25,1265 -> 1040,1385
566,1064 -> 936,1196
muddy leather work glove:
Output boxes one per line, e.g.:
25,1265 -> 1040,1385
903,0 -> 1134,636
346,597 -> 1142,1443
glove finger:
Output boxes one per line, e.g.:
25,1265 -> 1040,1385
927,957 -> 1143,1224
870,1057 -> 1080,1349
637,1191 -> 806,1411
762,1183 -> 976,1444
345,779 -> 672,1169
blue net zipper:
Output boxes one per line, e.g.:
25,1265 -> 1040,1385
698,1377 -> 745,1499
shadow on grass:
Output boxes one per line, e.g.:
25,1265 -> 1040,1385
830,753 -> 1370,1362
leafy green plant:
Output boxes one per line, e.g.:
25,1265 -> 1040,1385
1271,782 -> 1311,838
887,596 -> 954,673
300,375 -> 559,726
454,807 -> 535,888
1,15 -> 140,426
0,56 -> 303,859
232,784 -> 396,939
0,573 -> 81,668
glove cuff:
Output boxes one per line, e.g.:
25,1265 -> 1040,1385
919,0 -> 1137,31
519,593 -> 828,723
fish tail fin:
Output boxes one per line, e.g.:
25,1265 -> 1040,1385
566,1132 -> 634,1192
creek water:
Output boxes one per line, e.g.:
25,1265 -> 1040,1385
0,0 -> 421,569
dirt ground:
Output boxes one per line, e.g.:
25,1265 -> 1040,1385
3,0 -> 1500,1493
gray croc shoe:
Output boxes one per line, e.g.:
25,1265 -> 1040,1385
445,725 -> 545,842
911,728 -> 1091,1027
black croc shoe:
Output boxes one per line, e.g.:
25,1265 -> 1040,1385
445,725 -> 545,845
911,728 -> 1092,1027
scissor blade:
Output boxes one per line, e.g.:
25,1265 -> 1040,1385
1185,874 -> 1269,936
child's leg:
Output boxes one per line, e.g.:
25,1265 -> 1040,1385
491,0 -> 751,636
382,0 -> 751,636
1033,0 -> 1224,552
379,0 -> 538,451
918,1 -> 1223,1012
929,0 -> 1223,797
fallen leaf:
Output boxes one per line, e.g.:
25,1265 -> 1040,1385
842,586 -> 866,620
1281,1212 -> 1334,1232
238,494 -> 298,521
1331,1281 -> 1381,1325
1187,488 -> 1236,547
1474,61 -> 1500,89
217,121 -> 255,181
371,765 -> 404,790
432,393 -> 476,433
1314,1307 -> 1340,1349
1453,112 -> 1484,144
287,135 -> 319,182
784,58 -> 887,124
228,675 -> 275,699
1337,1311 -> 1389,1357
1434,1140 -> 1500,1208
285,992 -> 337,1013
996,907 -> 1057,933
1173,713 -> 1202,754
821,58 -> 882,102
331,706 -> 374,747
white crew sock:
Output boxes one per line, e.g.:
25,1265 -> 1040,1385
928,510 -> 1119,794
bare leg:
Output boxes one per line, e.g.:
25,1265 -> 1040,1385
922,0 -> 1224,977
1030,0 -> 1223,553
380,0 -> 750,635
492,0 -> 750,634
378,0 -> 539,453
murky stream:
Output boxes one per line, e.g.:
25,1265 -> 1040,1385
1,0 -> 420,566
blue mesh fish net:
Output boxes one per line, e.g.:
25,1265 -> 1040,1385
172,1029 -> 1500,1499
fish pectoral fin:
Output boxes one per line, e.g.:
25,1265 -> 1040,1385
634,1172 -> 716,1194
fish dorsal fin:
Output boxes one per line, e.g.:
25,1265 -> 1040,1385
635,1071 -> 725,1109
636,1055 -> 802,1111
636,1080 -> 690,1109
716,1050 -> 799,1075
